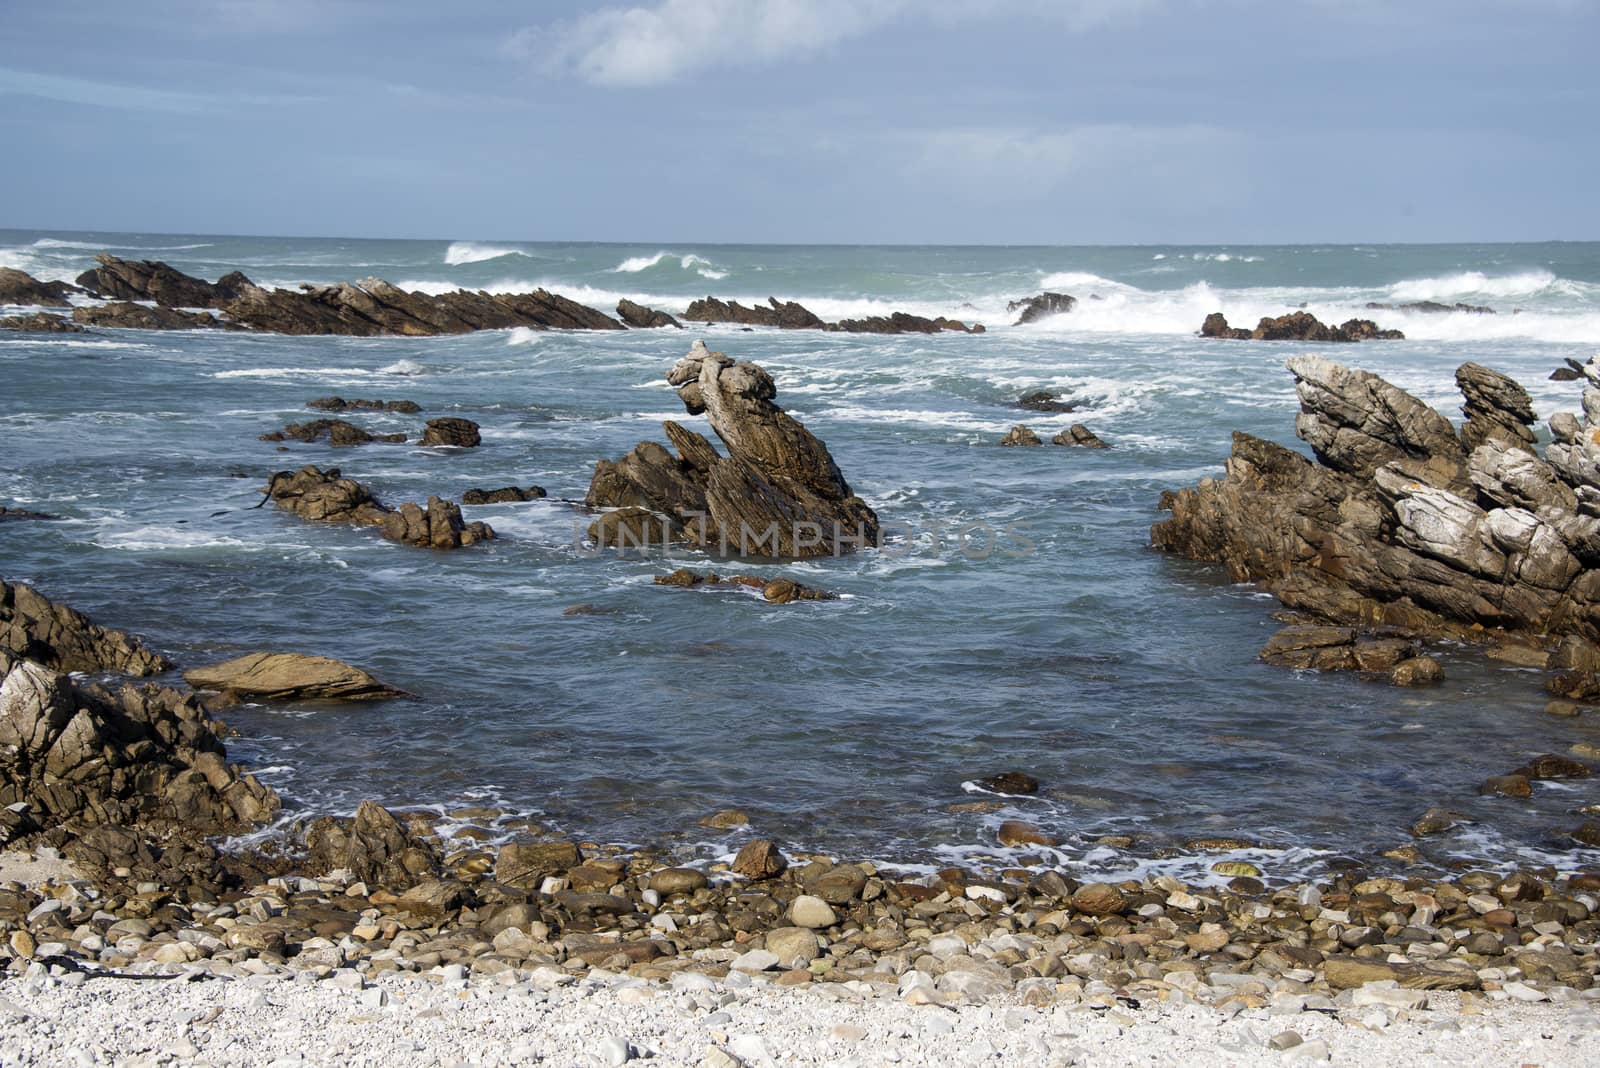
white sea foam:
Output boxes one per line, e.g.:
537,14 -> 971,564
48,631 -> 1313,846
1388,269 -> 1560,302
505,327 -> 543,346
444,241 -> 531,266
611,251 -> 729,280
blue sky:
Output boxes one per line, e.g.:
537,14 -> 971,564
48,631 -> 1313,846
1,0 -> 1595,243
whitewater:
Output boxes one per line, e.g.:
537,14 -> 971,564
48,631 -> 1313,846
3,229 -> 1600,884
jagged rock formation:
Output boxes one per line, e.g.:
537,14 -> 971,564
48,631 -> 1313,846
1152,356 -> 1600,663
685,296 -> 982,334
616,299 -> 682,329
72,302 -> 222,330
2,578 -> 171,676
184,652 -> 408,702
0,268 -> 78,307
76,254 -> 255,308
307,397 -> 422,414
1201,311 -> 1404,342
1008,292 -> 1077,325
586,342 -> 880,559
1053,424 -> 1109,448
0,313 -> 85,333
1258,625 -> 1443,686
999,425 -> 1042,446
262,466 -> 493,549
260,419 -> 407,446
303,801 -> 439,889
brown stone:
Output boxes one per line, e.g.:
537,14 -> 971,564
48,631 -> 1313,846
1071,883 -> 1127,916
732,839 -> 788,880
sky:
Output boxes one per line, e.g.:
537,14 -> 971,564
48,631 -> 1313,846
0,0 -> 1595,244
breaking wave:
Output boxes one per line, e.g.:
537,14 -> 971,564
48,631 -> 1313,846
611,251 -> 729,280
444,242 -> 531,266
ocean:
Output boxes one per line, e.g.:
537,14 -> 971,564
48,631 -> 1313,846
4,230 -> 1600,883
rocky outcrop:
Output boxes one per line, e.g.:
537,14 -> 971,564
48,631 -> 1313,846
303,800 -> 439,890
260,419 -> 407,446
72,302 -> 221,330
1366,300 -> 1495,315
685,296 -> 981,334
1200,311 -> 1403,342
379,497 -> 495,549
1008,292 -> 1076,325
184,652 -> 409,702
586,342 -> 879,559
999,425 -> 1042,446
1018,390 -> 1075,413
461,486 -> 546,504
420,417 -> 481,448
1457,362 -> 1537,453
1258,625 -> 1443,686
307,397 -> 422,414
1152,356 -> 1600,656
0,268 -> 79,307
1,649 -> 279,848
653,568 -> 837,604
1053,424 -> 1109,448
616,299 -> 682,329
1,578 -> 171,676
0,313 -> 85,333
686,296 -> 825,330
75,255 -> 255,308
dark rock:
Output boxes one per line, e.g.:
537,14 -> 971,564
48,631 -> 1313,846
0,267 -> 79,307
1390,656 -> 1445,686
685,296 -> 825,330
999,424 -> 1042,447
1053,424 -> 1109,448
1018,390 -> 1075,413
978,771 -> 1040,795
733,839 -> 788,880
1457,362 -> 1537,453
461,486 -> 546,504
586,342 -> 879,559
587,507 -> 683,548
223,278 -> 623,336
0,506 -> 59,522
1,577 -> 171,676
495,840 -> 581,889
184,652 -> 410,701
1008,292 -> 1077,325
616,299 -> 682,329
379,497 -> 495,549
830,312 -> 981,335
304,801 -> 439,890
1337,319 -> 1406,341
75,254 -> 253,308
260,419 -> 407,446
71,302 -> 221,330
1514,754 -> 1591,780
264,466 -> 392,526
1366,300 -> 1495,316
0,314 -> 85,333
1479,774 -> 1533,798
1200,312 -> 1252,340
307,397 -> 422,414
1199,310 -> 1403,342
420,417 -> 481,448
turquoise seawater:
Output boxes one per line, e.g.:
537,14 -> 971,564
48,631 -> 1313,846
4,230 -> 1600,882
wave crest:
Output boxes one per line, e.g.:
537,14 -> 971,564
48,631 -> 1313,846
445,242 -> 531,266
1388,269 -> 1560,302
611,251 -> 728,280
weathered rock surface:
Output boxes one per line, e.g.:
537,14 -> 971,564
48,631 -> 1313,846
0,313 -> 85,333
75,255 -> 255,308
652,569 -> 836,604
461,486 -> 547,504
420,417 -> 481,448
587,342 -> 880,559
1200,311 -> 1403,342
0,268 -> 79,307
1008,291 -> 1076,325
616,299 -> 682,329
379,497 -> 495,549
260,419 -> 407,446
71,302 -> 221,330
1259,625 -> 1443,685
1,578 -> 171,676
999,425 -> 1042,447
183,652 -> 409,702
686,296 -> 981,334
1153,356 -> 1600,666
1018,389 -> 1075,413
304,801 -> 439,889
1,649 -> 279,849
1053,424 -> 1109,448
307,396 -> 422,414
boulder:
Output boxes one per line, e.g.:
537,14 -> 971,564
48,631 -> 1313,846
495,840 -> 582,888
1200,312 -> 1252,340
587,342 -> 880,559
1052,424 -> 1109,448
461,486 -> 546,504
732,839 -> 787,880
1,578 -> 171,676
420,417 -> 481,448
616,299 -> 682,329
264,466 -> 391,526
379,497 -> 495,549
977,771 -> 1039,795
1008,292 -> 1076,325
183,652 -> 409,701
304,801 -> 439,890
999,425 -> 1042,447
0,267 -> 79,307
260,419 -> 407,446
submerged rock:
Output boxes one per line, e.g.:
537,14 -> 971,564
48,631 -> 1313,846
0,506 -> 59,522
616,299 -> 682,329
1008,291 -> 1076,325
307,396 -> 423,413
586,342 -> 880,559
652,569 -> 836,604
1,577 -> 171,676
260,419 -> 408,446
1018,389 -> 1075,413
183,651 -> 410,701
461,486 -> 546,504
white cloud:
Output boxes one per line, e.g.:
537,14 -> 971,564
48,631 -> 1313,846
516,0 -> 1153,87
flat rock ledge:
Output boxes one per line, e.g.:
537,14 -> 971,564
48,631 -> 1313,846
586,342 -> 880,559
182,652 -> 410,702
1152,356 -> 1600,690
654,568 -> 837,604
